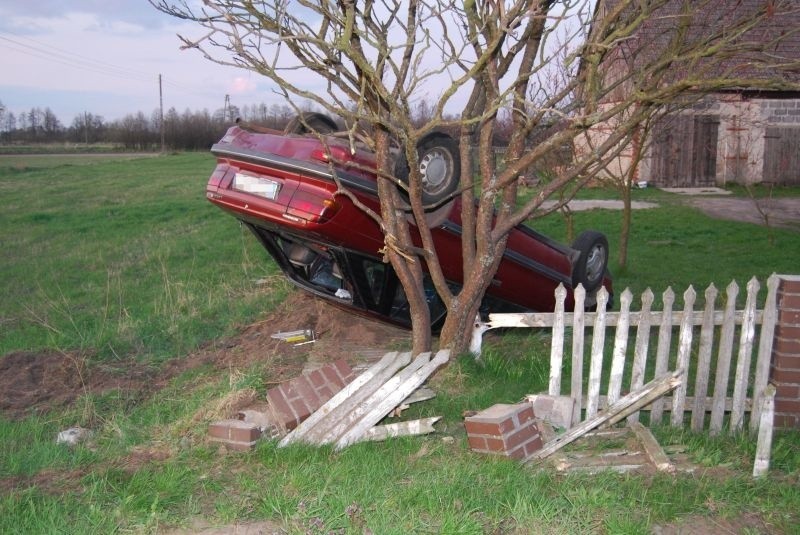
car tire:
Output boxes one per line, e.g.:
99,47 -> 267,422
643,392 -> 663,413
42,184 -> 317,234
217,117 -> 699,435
395,133 -> 460,207
283,112 -> 339,135
571,230 -> 609,292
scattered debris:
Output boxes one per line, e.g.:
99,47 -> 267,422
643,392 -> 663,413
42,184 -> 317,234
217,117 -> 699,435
360,417 -> 441,442
524,394 -> 575,430
529,370 -> 682,462
55,426 -> 92,447
271,329 -> 316,345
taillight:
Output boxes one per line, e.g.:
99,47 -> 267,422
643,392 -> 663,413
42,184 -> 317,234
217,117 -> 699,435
208,164 -> 229,188
286,190 -> 339,223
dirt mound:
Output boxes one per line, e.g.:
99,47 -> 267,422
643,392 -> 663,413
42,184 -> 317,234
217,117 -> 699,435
0,291 -> 410,420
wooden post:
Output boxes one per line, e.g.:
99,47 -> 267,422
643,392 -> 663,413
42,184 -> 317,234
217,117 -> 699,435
571,285 -> 587,426
608,289 -> 633,406
710,280 -> 739,435
586,287 -> 609,419
751,274 -> 778,434
731,277 -> 760,432
753,385 -> 776,477
650,288 -> 675,425
671,286 -> 696,427
549,284 -> 567,396
628,289 -> 654,425
691,284 -> 718,432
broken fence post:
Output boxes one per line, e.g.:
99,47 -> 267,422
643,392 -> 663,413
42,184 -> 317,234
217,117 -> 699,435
358,417 -> 441,443
529,369 -> 682,463
753,384 -> 776,478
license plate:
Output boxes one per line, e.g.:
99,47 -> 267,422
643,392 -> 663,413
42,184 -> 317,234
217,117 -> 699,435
233,173 -> 280,200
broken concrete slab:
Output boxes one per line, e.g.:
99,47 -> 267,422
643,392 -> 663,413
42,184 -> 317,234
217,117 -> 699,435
525,394 -> 575,430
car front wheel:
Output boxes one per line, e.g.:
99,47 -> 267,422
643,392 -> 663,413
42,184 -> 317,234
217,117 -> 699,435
395,133 -> 460,207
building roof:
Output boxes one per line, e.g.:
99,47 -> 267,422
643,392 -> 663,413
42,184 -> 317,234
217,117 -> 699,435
594,0 -> 800,91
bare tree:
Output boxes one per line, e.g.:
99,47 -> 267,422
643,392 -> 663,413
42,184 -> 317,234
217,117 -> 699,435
151,0 -> 799,355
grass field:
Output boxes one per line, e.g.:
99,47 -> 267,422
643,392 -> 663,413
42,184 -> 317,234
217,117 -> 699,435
1,152 -> 799,533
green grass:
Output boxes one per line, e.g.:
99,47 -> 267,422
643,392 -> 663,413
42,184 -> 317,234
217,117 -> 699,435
0,152 -> 287,361
1,154 -> 799,533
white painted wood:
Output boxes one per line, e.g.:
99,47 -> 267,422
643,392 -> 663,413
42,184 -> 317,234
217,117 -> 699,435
531,370 -> 682,462
358,417 -> 441,443
751,274 -> 779,434
628,288 -> 654,425
608,288 -> 633,406
487,309 -> 763,329
671,286 -> 696,428
334,349 -> 450,449
548,284 -> 567,396
691,284 -> 718,432
630,421 -> 674,472
731,277 -> 760,432
709,280 -> 739,435
586,287 -> 609,419
571,284 -> 587,426
314,353 -> 430,444
650,288 -> 675,425
753,384 -> 776,477
279,351 -> 407,446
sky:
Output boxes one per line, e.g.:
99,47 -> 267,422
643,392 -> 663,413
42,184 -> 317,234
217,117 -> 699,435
0,1 -> 283,125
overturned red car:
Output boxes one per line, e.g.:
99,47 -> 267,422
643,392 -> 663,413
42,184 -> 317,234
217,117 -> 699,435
206,114 -> 612,329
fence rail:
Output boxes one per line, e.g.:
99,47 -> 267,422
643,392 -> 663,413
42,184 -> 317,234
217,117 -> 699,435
474,274 -> 779,435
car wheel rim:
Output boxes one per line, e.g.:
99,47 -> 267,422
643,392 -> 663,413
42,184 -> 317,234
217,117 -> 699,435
585,244 -> 606,282
419,149 -> 450,194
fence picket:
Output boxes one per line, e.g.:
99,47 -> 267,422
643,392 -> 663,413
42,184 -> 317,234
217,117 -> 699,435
731,277 -> 760,432
549,284 -> 567,396
650,288 -> 675,425
751,274 -> 779,434
586,288 -> 610,418
671,286 -> 696,427
608,289 -> 633,406
691,284 -> 718,432
710,280 -> 739,435
571,285 -> 587,426
628,288 -> 654,425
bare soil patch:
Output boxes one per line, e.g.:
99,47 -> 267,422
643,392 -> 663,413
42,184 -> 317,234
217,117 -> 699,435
0,291 -> 409,420
686,196 -> 800,230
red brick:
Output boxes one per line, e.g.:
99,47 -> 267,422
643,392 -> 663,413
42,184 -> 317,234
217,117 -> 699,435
464,420 -> 506,437
773,353 -> 800,370
316,385 -> 335,399
775,399 -> 800,415
505,424 -> 538,450
322,366 -> 345,389
484,436 -> 506,452
308,369 -> 326,388
779,279 -> 800,293
267,389 -> 299,427
208,420 -> 261,450
773,413 -> 800,429
773,337 -> 800,356
293,376 -> 323,408
775,324 -> 800,340
516,406 -> 535,426
523,435 -> 544,456
778,310 -> 800,325
467,435 -> 488,451
771,367 -> 800,384
332,358 -> 353,383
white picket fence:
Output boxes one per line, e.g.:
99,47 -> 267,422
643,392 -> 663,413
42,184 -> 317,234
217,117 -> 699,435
474,274 -> 779,435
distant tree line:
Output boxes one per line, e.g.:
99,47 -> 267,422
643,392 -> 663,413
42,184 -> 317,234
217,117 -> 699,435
0,98 -> 531,151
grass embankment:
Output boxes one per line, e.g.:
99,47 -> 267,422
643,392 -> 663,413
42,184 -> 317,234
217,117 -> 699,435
1,153 -> 799,533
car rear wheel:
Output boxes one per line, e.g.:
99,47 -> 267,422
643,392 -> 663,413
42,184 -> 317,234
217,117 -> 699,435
283,112 -> 339,135
395,133 -> 460,207
571,231 -> 609,292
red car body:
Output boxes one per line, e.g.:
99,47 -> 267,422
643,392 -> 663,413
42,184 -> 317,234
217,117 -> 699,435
206,125 -> 612,329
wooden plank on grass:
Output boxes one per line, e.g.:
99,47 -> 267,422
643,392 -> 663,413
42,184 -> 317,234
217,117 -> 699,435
630,422 -> 674,472
334,349 -> 450,449
531,370 -> 682,462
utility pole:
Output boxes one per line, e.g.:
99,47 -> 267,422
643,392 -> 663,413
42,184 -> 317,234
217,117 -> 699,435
159,74 -> 165,153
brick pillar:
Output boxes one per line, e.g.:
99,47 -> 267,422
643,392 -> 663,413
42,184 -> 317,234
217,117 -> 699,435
771,275 -> 800,429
